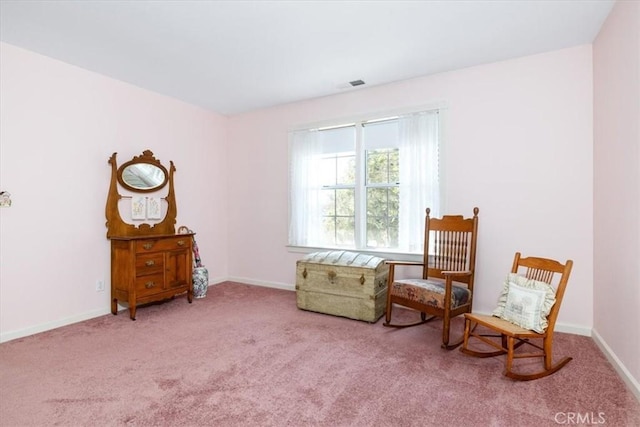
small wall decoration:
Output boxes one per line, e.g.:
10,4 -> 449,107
0,191 -> 12,207
131,196 -> 146,220
147,197 -> 162,220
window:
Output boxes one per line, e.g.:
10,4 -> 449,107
289,109 -> 440,254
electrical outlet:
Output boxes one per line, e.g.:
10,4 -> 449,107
96,279 -> 105,292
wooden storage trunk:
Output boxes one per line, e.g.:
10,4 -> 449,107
295,250 -> 389,323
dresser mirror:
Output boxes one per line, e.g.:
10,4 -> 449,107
105,150 -> 177,238
118,160 -> 168,192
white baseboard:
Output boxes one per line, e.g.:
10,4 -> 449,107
0,307 -> 112,343
554,322 -> 592,337
224,276 -> 295,291
591,328 -> 640,402
0,279 -> 239,343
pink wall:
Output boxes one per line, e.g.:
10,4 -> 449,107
0,42 -> 595,340
227,45 -> 594,333
593,0 -> 640,388
0,43 -> 229,339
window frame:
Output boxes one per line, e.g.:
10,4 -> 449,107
288,105 -> 445,261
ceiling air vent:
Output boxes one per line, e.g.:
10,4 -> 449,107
349,80 -> 365,87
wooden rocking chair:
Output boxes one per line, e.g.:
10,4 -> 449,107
460,252 -> 573,381
384,207 -> 479,349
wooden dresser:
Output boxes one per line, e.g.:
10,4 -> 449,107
105,151 -> 194,320
110,234 -> 194,320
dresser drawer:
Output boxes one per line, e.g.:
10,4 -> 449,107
135,237 -> 191,253
135,254 -> 164,276
135,273 -> 165,297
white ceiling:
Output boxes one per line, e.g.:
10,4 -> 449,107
0,0 -> 615,116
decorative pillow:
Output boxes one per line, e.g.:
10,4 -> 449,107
492,273 -> 556,333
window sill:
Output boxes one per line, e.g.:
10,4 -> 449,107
286,245 -> 423,263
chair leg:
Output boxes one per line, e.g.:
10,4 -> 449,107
385,298 -> 393,325
440,310 -> 463,350
504,336 -> 515,376
544,335 -> 555,371
441,310 -> 451,348
462,317 -> 471,350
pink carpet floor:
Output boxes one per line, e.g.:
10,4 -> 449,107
1,282 -> 638,426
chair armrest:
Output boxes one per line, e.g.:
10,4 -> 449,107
442,270 -> 471,276
385,260 -> 424,267
442,271 -> 472,289
385,260 -> 424,283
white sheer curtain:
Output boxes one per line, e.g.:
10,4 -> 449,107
288,129 -> 323,246
398,110 -> 440,253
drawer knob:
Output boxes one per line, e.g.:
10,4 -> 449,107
145,260 -> 155,267
328,270 -> 337,283
302,268 -> 307,279
145,281 -> 155,289
360,274 -> 365,285
177,240 -> 185,246
143,243 -> 153,250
